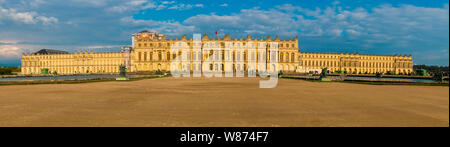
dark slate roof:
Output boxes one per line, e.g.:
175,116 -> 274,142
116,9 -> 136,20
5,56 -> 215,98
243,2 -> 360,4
34,49 -> 69,55
140,30 -> 151,33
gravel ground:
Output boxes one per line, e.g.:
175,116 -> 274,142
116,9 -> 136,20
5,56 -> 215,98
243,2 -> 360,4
0,77 -> 448,127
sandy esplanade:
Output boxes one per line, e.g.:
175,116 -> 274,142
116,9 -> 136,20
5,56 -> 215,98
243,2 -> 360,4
0,77 -> 448,127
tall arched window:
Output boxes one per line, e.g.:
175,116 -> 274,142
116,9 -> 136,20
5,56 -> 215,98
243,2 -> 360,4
138,52 -> 142,61
150,52 -> 153,61
167,52 -> 170,60
144,52 -> 147,61
291,54 -> 295,62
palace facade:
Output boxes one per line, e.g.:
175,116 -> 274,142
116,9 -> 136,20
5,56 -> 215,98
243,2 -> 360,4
21,30 -> 413,75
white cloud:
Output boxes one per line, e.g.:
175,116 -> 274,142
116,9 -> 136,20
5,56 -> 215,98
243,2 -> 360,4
155,4 -> 167,10
195,4 -> 204,8
0,7 -> 58,25
122,3 -> 448,46
168,4 -> 191,10
0,45 -> 21,58
127,0 -> 147,6
142,2 -> 156,9
168,3 -> 203,10
345,29 -> 360,36
183,8 -> 301,37
37,16 -> 58,25
107,1 -> 203,12
220,3 -> 228,7
0,40 -> 20,45
0,1 -> 448,65
161,1 -> 175,5
70,0 -> 108,7
121,17 -> 194,36
108,0 -> 152,13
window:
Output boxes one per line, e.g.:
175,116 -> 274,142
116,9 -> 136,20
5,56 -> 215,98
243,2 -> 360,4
138,52 -> 142,61
291,54 -> 295,62
193,52 -> 196,61
144,52 -> 147,61
244,52 -> 247,61
187,52 -> 191,60
150,52 -> 153,60
158,52 -> 162,61
237,52 -> 240,61
167,52 -> 170,60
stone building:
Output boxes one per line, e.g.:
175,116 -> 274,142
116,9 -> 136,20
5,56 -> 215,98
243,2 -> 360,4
21,49 -> 125,74
298,52 -> 413,74
130,30 -> 300,73
20,30 -> 413,75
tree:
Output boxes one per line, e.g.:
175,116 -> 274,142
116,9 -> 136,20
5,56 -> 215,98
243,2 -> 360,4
0,67 -> 20,75
414,65 -> 449,75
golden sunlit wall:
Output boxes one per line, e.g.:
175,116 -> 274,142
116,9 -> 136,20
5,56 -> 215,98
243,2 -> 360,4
130,32 -> 299,73
299,52 -> 413,74
20,31 -> 413,75
21,51 -> 124,75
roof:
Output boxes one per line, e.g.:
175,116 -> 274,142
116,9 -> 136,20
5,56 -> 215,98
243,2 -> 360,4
34,49 -> 69,55
140,30 -> 151,33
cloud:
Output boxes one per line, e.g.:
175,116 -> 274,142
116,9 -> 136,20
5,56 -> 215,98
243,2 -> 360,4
220,3 -> 228,7
126,3 -> 448,65
0,7 -> 58,25
69,0 -> 108,7
0,45 -> 21,58
0,1 -> 448,66
107,0 -> 154,13
107,0 -> 203,12
161,1 -> 175,5
168,3 -> 204,10
182,8 -> 303,37
121,17 -> 194,36
195,4 -> 204,8
37,16 -> 58,25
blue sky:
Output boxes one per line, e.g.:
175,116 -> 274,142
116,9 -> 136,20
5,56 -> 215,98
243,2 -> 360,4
0,0 -> 448,66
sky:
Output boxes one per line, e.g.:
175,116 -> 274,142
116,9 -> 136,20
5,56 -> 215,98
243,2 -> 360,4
0,0 -> 449,66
